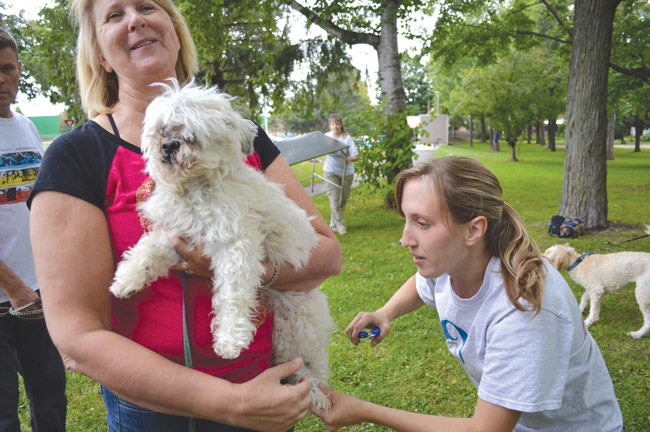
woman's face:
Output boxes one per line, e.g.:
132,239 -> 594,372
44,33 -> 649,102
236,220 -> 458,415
329,119 -> 342,135
93,0 -> 180,84
399,178 -> 468,279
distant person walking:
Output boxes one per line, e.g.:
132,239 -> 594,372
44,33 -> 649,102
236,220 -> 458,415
0,27 -> 67,432
324,114 -> 359,235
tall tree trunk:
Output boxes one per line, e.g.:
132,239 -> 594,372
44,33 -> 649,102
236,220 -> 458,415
607,111 -> 615,160
547,118 -> 557,152
480,114 -> 487,142
560,0 -> 619,230
469,115 -> 473,146
633,117 -> 643,152
536,121 -> 545,146
508,139 -> 518,162
527,125 -> 532,144
375,1 -> 406,114
287,0 -> 411,187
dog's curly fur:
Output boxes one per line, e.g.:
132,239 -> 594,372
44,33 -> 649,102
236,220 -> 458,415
109,80 -> 333,409
543,230 -> 650,339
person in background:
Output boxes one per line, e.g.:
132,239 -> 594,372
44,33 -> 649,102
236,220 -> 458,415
27,1 -> 341,431
0,27 -> 67,432
323,114 -> 359,235
314,157 -> 623,432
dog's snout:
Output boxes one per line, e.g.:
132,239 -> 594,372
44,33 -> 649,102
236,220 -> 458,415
162,139 -> 181,157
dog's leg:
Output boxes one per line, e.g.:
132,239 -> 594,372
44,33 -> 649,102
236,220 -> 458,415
265,290 -> 334,411
210,240 -> 265,359
584,288 -> 605,327
579,291 -> 590,313
110,231 -> 178,298
628,282 -> 650,339
262,198 -> 318,271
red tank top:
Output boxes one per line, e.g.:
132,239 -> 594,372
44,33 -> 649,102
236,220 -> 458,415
106,147 -> 273,382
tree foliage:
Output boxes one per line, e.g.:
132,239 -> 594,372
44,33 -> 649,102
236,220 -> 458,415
401,52 -> 434,116
273,62 -> 373,134
0,2 -> 35,98
431,0 -> 650,229
22,0 -> 84,122
284,0 -> 428,193
6,0 -> 303,120
177,0 -> 302,117
450,46 -> 565,161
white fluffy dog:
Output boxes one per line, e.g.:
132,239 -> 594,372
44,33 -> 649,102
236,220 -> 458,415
543,234 -> 650,339
109,80 -> 333,409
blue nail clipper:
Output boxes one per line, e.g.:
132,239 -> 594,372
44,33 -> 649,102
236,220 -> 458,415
358,327 -> 381,339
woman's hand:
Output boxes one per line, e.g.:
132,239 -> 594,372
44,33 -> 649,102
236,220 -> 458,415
169,237 -> 213,279
169,237 -> 283,288
228,358 -> 313,432
311,383 -> 365,431
346,311 -> 391,347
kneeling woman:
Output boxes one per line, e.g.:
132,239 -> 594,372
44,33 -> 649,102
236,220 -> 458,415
315,156 -> 623,432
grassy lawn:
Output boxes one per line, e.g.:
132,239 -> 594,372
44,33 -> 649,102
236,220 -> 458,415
19,140 -> 650,431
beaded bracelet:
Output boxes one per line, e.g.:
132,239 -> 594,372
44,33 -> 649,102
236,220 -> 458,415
9,299 -> 45,320
260,264 -> 280,290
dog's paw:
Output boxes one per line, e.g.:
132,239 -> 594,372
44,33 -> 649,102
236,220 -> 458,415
584,317 -> 596,327
212,340 -> 246,360
109,280 -> 143,299
109,266 -> 147,298
311,387 -> 332,411
627,330 -> 646,339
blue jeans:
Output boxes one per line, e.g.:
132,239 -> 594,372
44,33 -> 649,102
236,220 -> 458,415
102,387 -> 293,432
0,297 -> 67,432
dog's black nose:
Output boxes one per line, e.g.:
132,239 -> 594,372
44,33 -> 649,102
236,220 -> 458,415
162,139 -> 181,159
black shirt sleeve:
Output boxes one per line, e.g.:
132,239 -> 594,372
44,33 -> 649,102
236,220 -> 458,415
251,123 -> 280,171
27,123 -> 119,210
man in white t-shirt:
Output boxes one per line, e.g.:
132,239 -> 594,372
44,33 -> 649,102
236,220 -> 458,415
0,27 -> 66,432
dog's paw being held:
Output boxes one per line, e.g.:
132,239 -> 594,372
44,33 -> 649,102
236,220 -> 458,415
311,387 -> 333,411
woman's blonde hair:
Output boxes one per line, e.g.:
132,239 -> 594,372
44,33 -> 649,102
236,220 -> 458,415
70,0 -> 198,118
395,156 -> 546,314
329,114 -> 347,134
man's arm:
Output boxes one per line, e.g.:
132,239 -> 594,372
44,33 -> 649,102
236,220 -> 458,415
0,259 -> 40,308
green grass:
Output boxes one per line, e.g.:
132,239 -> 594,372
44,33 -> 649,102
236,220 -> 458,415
19,140 -> 650,431
293,157 -> 326,187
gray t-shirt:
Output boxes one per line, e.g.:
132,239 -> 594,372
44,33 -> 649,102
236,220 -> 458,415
416,257 -> 623,432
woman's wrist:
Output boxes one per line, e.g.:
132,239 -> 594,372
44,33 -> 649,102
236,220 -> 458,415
225,382 -> 243,426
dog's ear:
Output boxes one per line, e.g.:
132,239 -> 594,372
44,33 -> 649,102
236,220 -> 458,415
238,118 -> 258,156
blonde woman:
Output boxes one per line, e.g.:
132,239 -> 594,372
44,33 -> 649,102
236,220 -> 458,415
314,157 -> 623,432
28,0 -> 341,431
324,114 -> 359,235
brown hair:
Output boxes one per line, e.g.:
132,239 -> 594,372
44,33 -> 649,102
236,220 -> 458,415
70,0 -> 198,117
395,156 -> 545,314
328,114 -> 347,134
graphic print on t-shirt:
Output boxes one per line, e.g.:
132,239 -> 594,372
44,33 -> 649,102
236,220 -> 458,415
441,319 -> 468,364
0,150 -> 42,204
